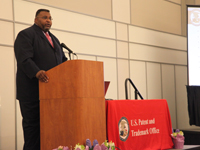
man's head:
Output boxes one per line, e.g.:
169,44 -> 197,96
34,9 -> 52,32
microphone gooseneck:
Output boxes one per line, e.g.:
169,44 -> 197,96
60,43 -> 77,60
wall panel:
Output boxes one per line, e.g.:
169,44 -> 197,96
131,0 -> 181,34
97,57 -> 118,100
14,0 -> 115,39
112,0 -> 130,23
0,21 -> 13,45
117,41 -> 129,59
0,47 -> 15,150
26,0 -> 112,19
117,59 -> 129,99
74,55 -> 96,61
146,63 -> 162,99
161,64 -> 176,128
14,0 -> 42,24
52,29 -> 116,57
129,25 -> 187,50
129,43 -> 187,65
116,23 -> 128,41
129,61 -> 147,99
167,0 -> 181,4
0,0 -> 13,20
52,11 -> 115,38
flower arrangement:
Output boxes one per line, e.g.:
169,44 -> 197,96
172,129 -> 184,137
171,129 -> 184,149
53,139 -> 115,150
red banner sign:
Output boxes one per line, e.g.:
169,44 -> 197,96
106,99 -> 173,150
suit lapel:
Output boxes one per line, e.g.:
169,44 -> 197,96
33,24 -> 55,50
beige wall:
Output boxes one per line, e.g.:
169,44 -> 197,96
28,0 -> 182,34
0,0 -> 199,149
27,0 -> 112,19
131,0 -> 182,35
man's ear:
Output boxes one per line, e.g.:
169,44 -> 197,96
34,18 -> 37,24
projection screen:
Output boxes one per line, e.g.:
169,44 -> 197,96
187,6 -> 200,86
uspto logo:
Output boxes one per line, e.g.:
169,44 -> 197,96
118,117 -> 130,141
190,9 -> 200,26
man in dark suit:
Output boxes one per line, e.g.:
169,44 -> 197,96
14,9 -> 67,150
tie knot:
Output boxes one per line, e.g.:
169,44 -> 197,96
45,32 -> 49,36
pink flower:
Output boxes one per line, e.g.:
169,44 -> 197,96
101,143 -> 108,150
93,144 -> 101,150
63,146 -> 69,150
85,145 -> 89,150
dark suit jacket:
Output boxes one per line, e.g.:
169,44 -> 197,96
14,24 -> 67,101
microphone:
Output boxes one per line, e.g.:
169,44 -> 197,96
60,43 -> 74,54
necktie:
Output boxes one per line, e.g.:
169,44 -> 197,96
45,32 -> 54,47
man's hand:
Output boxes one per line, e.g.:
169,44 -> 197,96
36,70 -> 49,82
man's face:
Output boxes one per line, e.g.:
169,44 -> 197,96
34,11 -> 52,32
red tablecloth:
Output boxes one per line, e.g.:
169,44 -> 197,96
106,99 -> 173,150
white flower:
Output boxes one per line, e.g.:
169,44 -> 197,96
109,141 -> 115,147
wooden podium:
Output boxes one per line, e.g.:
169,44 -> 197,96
39,60 -> 106,150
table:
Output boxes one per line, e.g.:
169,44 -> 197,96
106,99 -> 173,150
169,145 -> 200,149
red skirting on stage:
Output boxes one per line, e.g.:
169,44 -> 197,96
106,99 -> 174,150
